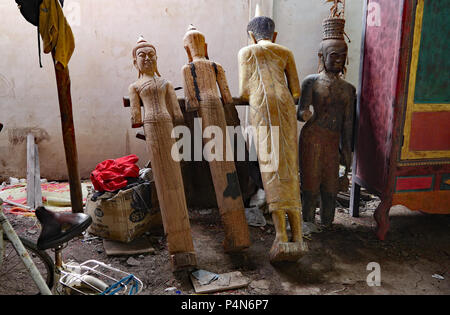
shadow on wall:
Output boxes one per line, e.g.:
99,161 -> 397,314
7,127 -> 51,146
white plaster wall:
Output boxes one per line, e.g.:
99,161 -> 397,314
272,0 -> 364,144
0,0 -> 250,180
274,0 -> 364,87
0,0 -> 363,180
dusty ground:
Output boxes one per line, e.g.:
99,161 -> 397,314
4,198 -> 450,295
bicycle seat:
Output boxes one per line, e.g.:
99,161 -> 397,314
35,207 -> 92,250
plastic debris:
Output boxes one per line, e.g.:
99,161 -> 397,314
432,274 -> 445,280
245,207 -> 267,227
191,269 -> 220,286
199,209 -> 213,215
190,271 -> 249,294
165,287 -> 177,292
139,168 -> 153,182
9,178 -> 20,185
249,189 -> 266,208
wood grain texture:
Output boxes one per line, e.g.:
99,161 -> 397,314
392,191 -> 450,214
129,38 -> 196,269
182,26 -> 250,252
53,56 -> 84,214
409,111 -> 450,151
27,134 -> 39,209
122,96 -> 256,209
239,32 -> 306,261
239,41 -> 301,212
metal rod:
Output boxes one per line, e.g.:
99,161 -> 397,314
2,200 -> 32,211
0,201 -> 52,295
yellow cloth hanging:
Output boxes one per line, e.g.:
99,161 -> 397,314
39,0 -> 74,68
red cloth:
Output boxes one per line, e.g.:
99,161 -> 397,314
90,155 -> 140,192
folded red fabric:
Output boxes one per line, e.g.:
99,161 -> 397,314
90,155 -> 140,192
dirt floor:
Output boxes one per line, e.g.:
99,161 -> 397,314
4,197 -> 450,295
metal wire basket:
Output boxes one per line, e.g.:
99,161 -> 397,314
59,260 -> 143,295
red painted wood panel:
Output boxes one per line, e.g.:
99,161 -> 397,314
410,111 -> 450,151
395,176 -> 433,192
392,191 -> 450,214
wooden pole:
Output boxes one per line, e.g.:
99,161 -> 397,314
26,133 -> 37,209
52,53 -> 83,214
26,133 -> 43,209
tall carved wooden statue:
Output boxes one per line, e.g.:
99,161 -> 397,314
128,37 -> 197,270
297,1 -> 356,227
238,15 -> 307,262
182,26 -> 251,253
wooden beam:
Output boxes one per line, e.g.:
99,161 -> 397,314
26,133 -> 36,209
52,54 -> 84,214
34,142 -> 42,208
26,134 -> 42,209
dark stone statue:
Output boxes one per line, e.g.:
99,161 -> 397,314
297,15 -> 356,227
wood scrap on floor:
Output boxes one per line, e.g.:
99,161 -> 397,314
190,271 -> 249,294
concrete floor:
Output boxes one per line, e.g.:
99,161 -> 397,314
5,198 -> 449,295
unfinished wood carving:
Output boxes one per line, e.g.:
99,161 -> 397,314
297,3 -> 356,228
238,16 -> 307,262
128,37 -> 197,270
182,25 -> 250,252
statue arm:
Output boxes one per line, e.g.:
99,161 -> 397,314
285,50 -> 301,103
238,49 -> 251,102
182,65 -> 200,112
215,63 -> 233,106
166,81 -> 185,126
129,84 -> 143,128
297,76 -> 315,122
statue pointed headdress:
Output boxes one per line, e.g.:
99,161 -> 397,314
318,0 -> 350,75
322,0 -> 349,42
183,24 -> 206,47
183,24 -> 208,62
132,36 -> 161,77
132,36 -> 157,59
254,3 -> 262,18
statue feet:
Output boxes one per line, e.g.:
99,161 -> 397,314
170,252 -> 197,272
269,241 -> 308,263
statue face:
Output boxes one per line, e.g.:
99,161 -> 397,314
135,46 -> 157,75
322,40 -> 348,74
